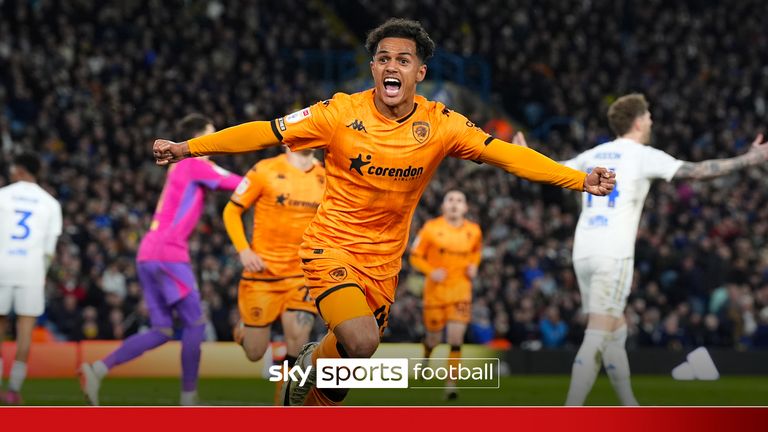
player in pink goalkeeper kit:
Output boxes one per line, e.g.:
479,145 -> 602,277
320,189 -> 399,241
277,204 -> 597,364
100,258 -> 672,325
79,114 -> 242,406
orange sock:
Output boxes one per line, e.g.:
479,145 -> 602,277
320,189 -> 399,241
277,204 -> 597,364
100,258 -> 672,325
312,331 -> 346,364
303,331 -> 347,406
423,343 -> 433,360
448,345 -> 461,386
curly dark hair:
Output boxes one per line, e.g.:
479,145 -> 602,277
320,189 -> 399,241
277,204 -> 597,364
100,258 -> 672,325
13,152 -> 41,178
365,18 -> 435,62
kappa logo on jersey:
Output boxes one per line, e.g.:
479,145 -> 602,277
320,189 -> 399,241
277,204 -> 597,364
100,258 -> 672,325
346,119 -> 367,133
412,121 -> 430,143
285,107 -> 311,124
348,153 -> 424,180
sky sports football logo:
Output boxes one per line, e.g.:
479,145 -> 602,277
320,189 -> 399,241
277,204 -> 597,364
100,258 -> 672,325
268,358 -> 499,389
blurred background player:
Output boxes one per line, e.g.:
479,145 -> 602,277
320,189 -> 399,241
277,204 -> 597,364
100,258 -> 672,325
410,190 -> 482,400
558,93 -> 768,405
0,152 -> 62,405
152,19 -> 614,406
222,146 -> 323,404
79,114 -> 242,406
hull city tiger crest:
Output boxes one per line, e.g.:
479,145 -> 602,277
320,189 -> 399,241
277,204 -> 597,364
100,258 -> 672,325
412,121 -> 430,143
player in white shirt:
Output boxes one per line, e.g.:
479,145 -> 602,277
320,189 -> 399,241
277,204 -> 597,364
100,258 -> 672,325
543,93 -> 768,405
520,94 -> 768,404
0,152 -> 62,404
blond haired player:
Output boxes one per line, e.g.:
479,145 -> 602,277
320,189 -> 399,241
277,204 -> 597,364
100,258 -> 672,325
223,147 -> 323,403
410,190 -> 481,400
153,18 -> 616,406
539,93 -> 768,405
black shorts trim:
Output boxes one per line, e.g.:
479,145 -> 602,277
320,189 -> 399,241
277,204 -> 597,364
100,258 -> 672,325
229,199 -> 245,209
314,283 -> 364,316
240,275 -> 304,282
243,322 -> 271,328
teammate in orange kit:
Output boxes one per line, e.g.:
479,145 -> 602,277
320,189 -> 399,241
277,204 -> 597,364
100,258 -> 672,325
153,18 -> 615,406
410,190 -> 481,400
222,146 -> 323,403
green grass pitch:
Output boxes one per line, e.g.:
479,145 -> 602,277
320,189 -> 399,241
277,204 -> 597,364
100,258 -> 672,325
16,375 -> 768,406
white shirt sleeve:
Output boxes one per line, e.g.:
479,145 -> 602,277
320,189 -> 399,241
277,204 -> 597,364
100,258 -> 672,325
44,199 -> 63,256
640,147 -> 684,181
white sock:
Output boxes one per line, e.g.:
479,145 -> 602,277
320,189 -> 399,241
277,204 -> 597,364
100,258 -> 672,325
9,361 -> 27,392
93,360 -> 109,379
602,326 -> 638,406
565,329 -> 608,405
180,390 -> 198,406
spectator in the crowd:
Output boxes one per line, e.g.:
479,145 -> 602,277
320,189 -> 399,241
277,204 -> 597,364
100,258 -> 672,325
539,306 -> 568,348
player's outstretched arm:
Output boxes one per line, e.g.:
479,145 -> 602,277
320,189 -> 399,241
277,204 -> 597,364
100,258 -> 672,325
478,138 -> 616,196
153,121 -> 281,165
673,133 -> 768,180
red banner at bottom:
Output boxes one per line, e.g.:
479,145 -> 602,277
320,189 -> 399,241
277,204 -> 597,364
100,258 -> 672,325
0,407 -> 766,431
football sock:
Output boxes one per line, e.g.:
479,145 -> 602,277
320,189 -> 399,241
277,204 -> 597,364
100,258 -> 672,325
448,345 -> 461,386
8,361 -> 27,392
603,325 -> 638,406
181,323 -> 205,392
306,331 -> 347,405
93,360 -> 109,379
565,329 -> 608,405
423,342 -> 433,360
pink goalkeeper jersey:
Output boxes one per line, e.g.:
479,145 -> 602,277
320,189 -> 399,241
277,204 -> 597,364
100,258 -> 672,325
137,158 -> 242,262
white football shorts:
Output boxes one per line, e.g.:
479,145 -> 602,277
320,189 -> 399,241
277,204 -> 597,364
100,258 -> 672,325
0,283 -> 45,317
573,256 -> 633,318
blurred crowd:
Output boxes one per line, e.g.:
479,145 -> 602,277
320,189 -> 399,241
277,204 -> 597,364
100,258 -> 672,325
2,0 -> 768,351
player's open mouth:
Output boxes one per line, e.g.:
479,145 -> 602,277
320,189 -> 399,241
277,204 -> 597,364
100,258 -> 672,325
383,77 -> 401,97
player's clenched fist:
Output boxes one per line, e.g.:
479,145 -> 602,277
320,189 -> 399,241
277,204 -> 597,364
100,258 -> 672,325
583,166 -> 616,196
153,139 -> 190,165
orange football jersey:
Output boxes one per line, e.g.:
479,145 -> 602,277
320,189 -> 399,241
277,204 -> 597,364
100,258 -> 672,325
273,89 -> 491,278
410,216 -> 482,305
229,154 -> 325,278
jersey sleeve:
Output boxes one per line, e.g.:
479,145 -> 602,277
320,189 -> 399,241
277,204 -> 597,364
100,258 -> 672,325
273,93 -> 347,151
639,147 -> 684,181
44,200 -> 63,256
442,108 -> 494,161
229,166 -> 265,209
409,224 -> 435,275
470,225 -> 482,267
191,160 -> 243,190
223,167 -> 264,253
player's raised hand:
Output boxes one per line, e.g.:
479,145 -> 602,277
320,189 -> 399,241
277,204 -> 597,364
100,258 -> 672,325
512,131 -> 529,148
239,249 -> 266,273
153,139 -> 190,166
746,133 -> 768,163
584,167 -> 616,196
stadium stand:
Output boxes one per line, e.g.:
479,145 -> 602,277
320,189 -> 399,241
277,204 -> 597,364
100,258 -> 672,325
2,0 -> 768,353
